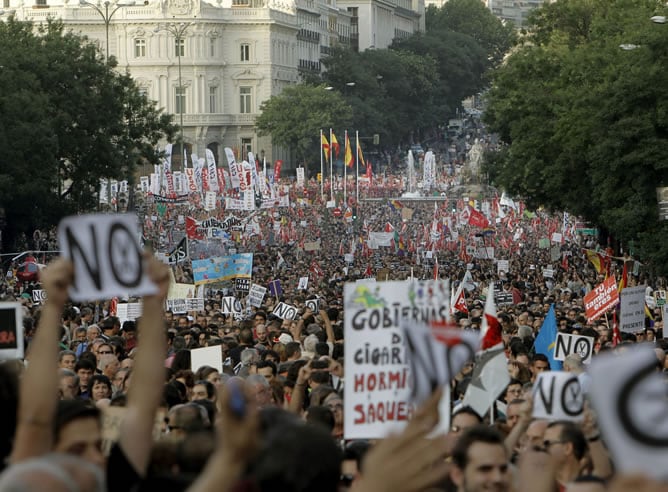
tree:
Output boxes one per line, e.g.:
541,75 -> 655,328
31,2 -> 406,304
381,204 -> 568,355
483,0 -> 668,273
426,0 -> 516,66
255,84 -> 353,170
0,18 -> 176,251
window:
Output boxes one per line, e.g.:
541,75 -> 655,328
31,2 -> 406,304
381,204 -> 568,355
35,0 -> 46,5
241,138 -> 252,156
134,39 -> 146,58
175,86 -> 186,114
239,87 -> 252,113
240,43 -> 250,62
209,86 -> 217,113
175,38 -> 185,57
210,37 -> 216,57
3,0 -> 9,8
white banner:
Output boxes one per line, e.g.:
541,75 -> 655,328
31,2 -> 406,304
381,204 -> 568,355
532,371 -> 584,422
205,149 -> 218,192
225,147 -> 241,189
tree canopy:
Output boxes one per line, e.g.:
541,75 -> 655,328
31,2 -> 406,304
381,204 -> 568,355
0,18 -> 176,250
255,84 -> 353,170
483,0 -> 668,272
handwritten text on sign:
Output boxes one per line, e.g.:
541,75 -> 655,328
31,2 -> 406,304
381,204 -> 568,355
619,286 -> 646,333
57,214 -> 157,302
583,276 -> 619,322
532,371 -> 584,422
343,280 -> 451,440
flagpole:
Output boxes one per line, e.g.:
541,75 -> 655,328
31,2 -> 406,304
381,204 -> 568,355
320,129 -> 324,199
344,130 -> 348,203
329,128 -> 333,201
356,130 -> 360,203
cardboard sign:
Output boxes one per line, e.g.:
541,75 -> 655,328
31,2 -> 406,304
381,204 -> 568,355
532,371 -> 584,422
248,284 -> 267,308
343,280 -> 452,440
553,333 -> 595,364
588,345 -> 668,480
32,289 -> 47,303
168,283 -> 196,300
344,254 -> 354,264
305,298 -> 319,312
402,320 -> 478,405
653,290 -> 666,307
58,214 -> 158,302
497,260 -> 509,274
583,276 -> 619,322
220,296 -> 242,314
551,232 -> 562,243
191,345 -> 223,373
272,302 -> 298,320
0,303 -> 24,360
619,286 -> 646,333
303,241 -> 321,251
298,277 -> 309,290
235,278 -> 251,293
542,268 -> 555,279
116,302 -> 143,326
166,298 -> 204,314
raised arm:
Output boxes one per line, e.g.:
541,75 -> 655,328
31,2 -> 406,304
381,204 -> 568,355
11,258 -> 73,463
118,256 -> 170,475
320,307 -> 335,344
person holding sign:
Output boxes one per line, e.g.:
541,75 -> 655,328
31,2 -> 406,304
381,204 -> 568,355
7,254 -> 172,492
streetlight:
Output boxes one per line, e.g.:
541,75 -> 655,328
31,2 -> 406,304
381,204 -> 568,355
79,0 -> 136,61
154,20 -> 194,170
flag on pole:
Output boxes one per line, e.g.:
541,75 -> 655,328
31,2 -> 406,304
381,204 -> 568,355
357,137 -> 365,167
481,285 -> 503,351
451,282 -> 468,315
331,132 -> 340,158
433,256 -> 439,280
617,260 -> 628,292
321,133 -> 330,162
345,132 -> 354,168
534,304 -> 562,370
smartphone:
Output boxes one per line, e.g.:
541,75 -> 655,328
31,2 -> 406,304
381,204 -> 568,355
228,380 -> 246,418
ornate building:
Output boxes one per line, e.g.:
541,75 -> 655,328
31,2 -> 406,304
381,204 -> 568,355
3,0 -> 421,169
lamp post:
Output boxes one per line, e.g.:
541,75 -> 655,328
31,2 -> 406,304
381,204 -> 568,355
155,20 -> 193,170
79,0 -> 136,61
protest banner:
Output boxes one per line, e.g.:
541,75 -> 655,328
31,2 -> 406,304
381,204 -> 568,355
532,371 -> 584,422
553,332 -> 595,364
57,214 -> 158,301
589,345 -> 668,480
583,276 -> 619,322
305,298 -> 319,312
343,279 -> 452,439
619,286 -> 646,333
32,289 -> 47,303
463,348 -> 510,419
191,345 -> 223,373
272,302 -> 298,320
116,302 -> 143,326
496,260 -> 509,274
167,283 -> 196,300
166,299 -> 188,314
220,296 -> 242,315
303,241 -> 321,252
235,278 -> 251,293
298,277 -> 309,290
248,284 -> 267,308
0,303 -> 24,360
192,253 -> 253,285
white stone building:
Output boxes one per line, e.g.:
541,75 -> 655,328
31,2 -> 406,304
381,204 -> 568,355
2,0 -> 421,169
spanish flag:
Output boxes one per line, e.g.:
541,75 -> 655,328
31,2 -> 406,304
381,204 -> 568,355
617,260 -> 628,292
331,132 -> 340,158
585,249 -> 607,275
344,132 -> 354,168
357,137 -> 365,167
321,133 -> 330,162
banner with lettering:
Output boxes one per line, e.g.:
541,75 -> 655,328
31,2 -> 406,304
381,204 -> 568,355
343,279 -> 452,439
192,253 -> 254,285
584,276 -> 619,322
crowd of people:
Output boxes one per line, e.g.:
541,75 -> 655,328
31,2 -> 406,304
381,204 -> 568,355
0,143 -> 666,492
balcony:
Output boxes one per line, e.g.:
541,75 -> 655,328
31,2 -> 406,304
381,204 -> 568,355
296,28 -> 320,43
180,113 -> 258,126
298,59 -> 321,72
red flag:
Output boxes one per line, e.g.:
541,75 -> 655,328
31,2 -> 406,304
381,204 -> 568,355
451,282 -> 468,315
364,264 -> 373,278
467,206 -> 490,228
185,216 -> 205,240
433,256 -> 439,280
612,310 -> 622,347
481,285 -> 503,350
310,260 -> 324,278
274,160 -> 283,182
561,252 -> 569,271
618,260 -> 628,292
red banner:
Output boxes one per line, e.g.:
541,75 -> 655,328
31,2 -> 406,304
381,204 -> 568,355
274,160 -> 283,182
584,276 -> 619,321
467,207 -> 490,228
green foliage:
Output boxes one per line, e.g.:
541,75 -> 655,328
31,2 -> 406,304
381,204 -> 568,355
484,0 -> 668,272
255,84 -> 353,165
0,18 -> 175,249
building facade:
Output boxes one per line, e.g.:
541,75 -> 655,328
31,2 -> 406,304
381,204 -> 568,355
3,0 -> 421,169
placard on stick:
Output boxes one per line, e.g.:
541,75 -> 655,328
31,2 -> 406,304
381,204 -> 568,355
57,214 -> 157,302
0,303 -> 24,360
532,371 -> 584,422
